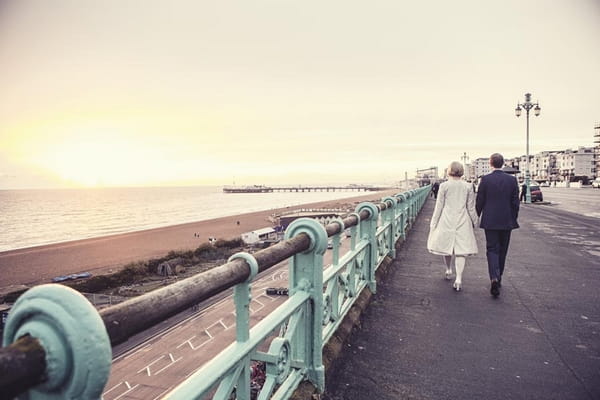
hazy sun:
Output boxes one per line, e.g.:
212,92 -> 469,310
26,123 -> 164,187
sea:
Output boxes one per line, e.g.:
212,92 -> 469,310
0,186 -> 377,252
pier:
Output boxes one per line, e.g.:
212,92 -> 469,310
222,184 -> 388,193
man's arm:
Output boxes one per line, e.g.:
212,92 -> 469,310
475,178 -> 486,216
511,179 -> 520,220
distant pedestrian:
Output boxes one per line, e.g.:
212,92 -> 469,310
476,153 -> 520,298
431,181 -> 440,199
519,183 -> 527,202
427,162 -> 478,292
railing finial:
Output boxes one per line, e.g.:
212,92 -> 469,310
3,284 -> 111,399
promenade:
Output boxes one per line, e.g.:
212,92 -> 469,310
324,196 -> 600,400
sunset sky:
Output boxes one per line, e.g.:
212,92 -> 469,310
1,0 -> 599,189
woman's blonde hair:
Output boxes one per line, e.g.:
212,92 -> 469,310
447,161 -> 464,177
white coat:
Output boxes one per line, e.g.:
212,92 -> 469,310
427,179 -> 478,256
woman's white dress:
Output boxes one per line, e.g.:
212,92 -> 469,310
427,180 -> 478,256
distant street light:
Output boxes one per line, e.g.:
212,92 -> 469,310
515,93 -> 541,203
461,152 -> 470,180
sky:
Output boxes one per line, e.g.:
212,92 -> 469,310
1,0 -> 599,189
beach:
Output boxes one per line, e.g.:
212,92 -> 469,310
0,189 -> 399,292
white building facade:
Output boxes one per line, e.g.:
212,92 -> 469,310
532,151 -> 557,181
594,122 -> 600,178
555,147 -> 595,180
472,157 -> 492,178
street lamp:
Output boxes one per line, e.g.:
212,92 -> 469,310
515,92 -> 541,203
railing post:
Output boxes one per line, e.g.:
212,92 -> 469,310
348,212 -> 361,251
411,190 -> 417,224
397,193 -> 407,240
229,252 -> 259,343
284,217 -> 327,392
2,284 -> 111,399
329,218 -> 345,267
224,252 -> 259,400
382,196 -> 398,258
356,202 -> 379,293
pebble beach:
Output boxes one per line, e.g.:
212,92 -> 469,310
0,189 -> 399,292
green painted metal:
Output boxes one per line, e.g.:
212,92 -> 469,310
283,218 -> 327,392
356,202 -> 379,293
229,252 -> 259,344
2,284 -> 111,399
382,196 -> 398,258
1,186 -> 431,400
329,218 -> 344,267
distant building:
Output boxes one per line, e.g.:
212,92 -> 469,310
416,167 -> 438,186
594,122 -> 600,178
532,151 -> 557,182
278,210 -> 345,230
555,147 -> 595,181
466,137 -> 597,183
472,157 -> 492,178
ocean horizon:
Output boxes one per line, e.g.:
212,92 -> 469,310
0,185 -> 389,252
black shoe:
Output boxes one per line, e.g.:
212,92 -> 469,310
497,278 -> 502,288
491,280 -> 500,297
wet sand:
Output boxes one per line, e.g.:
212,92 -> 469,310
0,189 -> 399,292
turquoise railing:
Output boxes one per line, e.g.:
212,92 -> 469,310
0,186 -> 430,400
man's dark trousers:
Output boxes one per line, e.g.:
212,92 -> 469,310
484,229 -> 512,281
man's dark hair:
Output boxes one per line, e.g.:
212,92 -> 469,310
490,153 -> 504,169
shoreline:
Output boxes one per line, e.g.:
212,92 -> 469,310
0,189 -> 399,292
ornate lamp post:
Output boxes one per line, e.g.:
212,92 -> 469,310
515,93 -> 541,203
461,152 -> 470,180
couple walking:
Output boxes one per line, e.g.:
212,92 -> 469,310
427,153 -> 520,297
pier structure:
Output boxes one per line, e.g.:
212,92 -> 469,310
223,184 -> 388,193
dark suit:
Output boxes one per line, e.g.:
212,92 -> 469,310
476,170 -> 520,281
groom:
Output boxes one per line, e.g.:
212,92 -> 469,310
475,153 -> 520,298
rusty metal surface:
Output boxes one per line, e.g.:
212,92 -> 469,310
0,334 -> 46,399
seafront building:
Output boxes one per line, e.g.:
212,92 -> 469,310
468,122 -> 599,183
594,122 -> 600,177
472,157 -> 492,178
554,147 -> 595,181
532,151 -> 557,181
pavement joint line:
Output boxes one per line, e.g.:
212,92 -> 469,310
176,335 -> 196,349
196,337 -> 214,349
253,298 -> 265,308
153,354 -> 182,376
102,381 -> 127,396
105,383 -> 139,400
138,354 -> 166,375
206,318 -> 227,331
